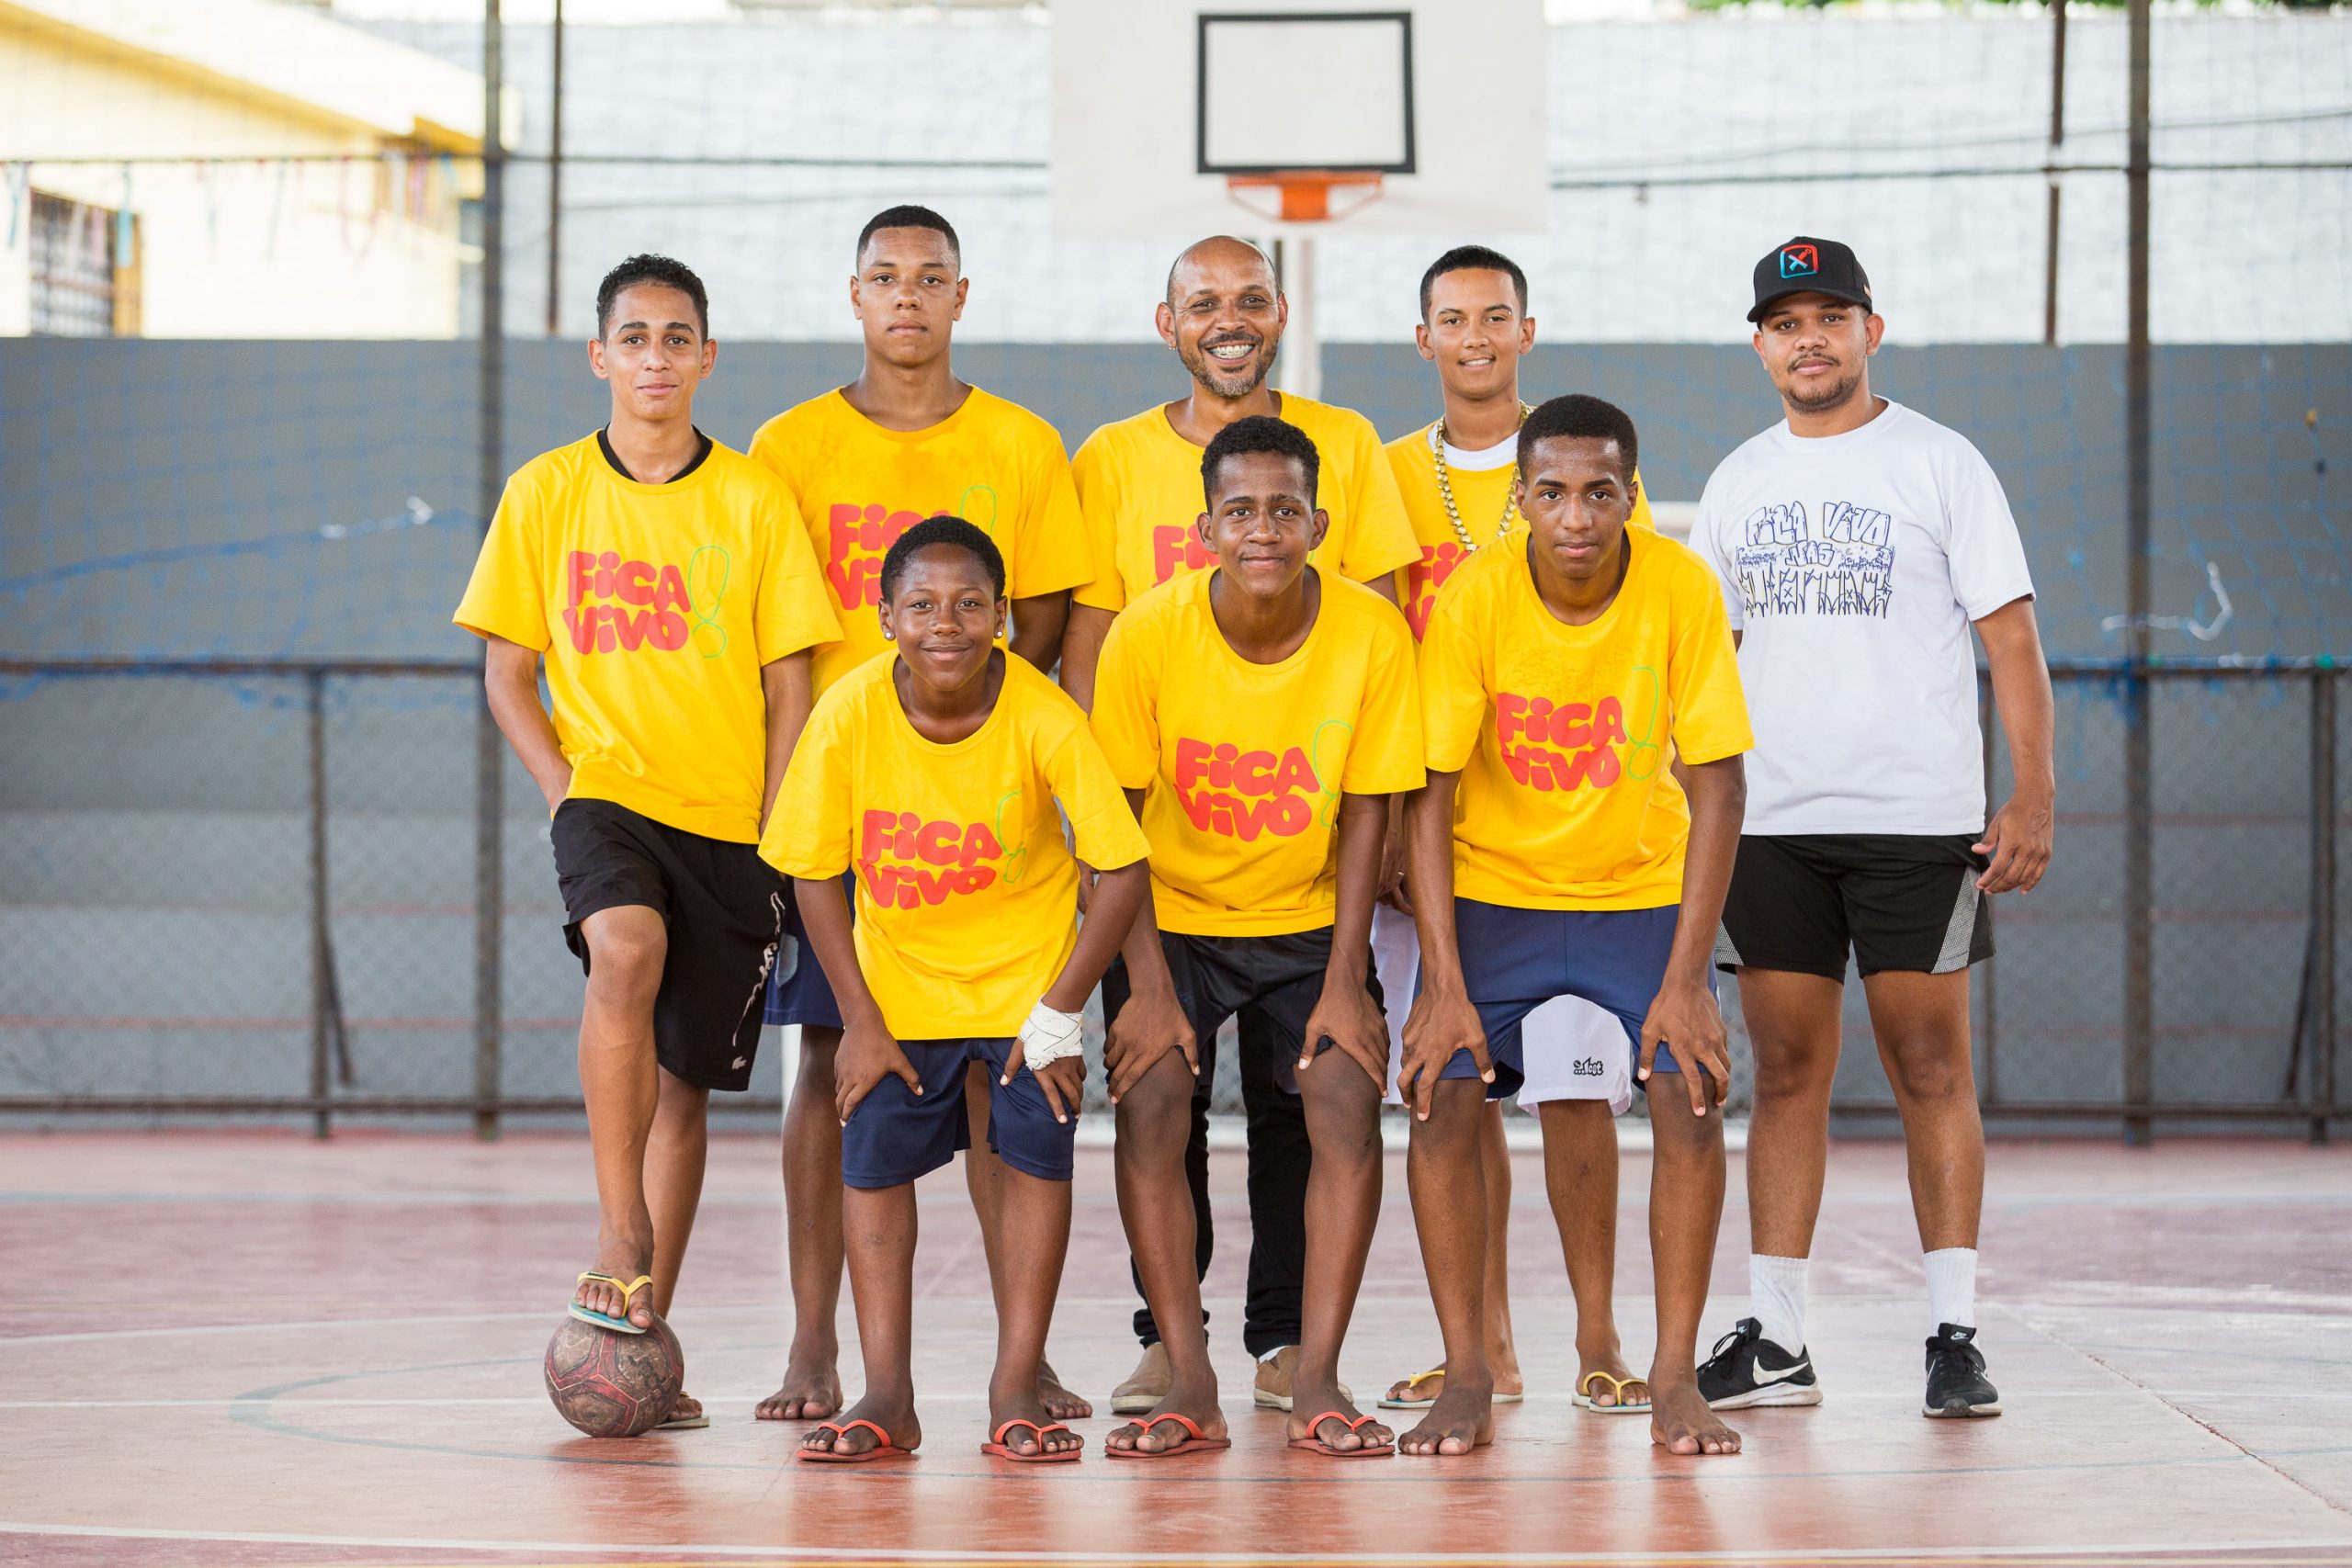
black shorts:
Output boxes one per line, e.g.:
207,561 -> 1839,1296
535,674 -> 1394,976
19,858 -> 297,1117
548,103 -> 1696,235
1101,927 -> 1381,1087
550,798 -> 788,1092
1714,832 -> 1993,982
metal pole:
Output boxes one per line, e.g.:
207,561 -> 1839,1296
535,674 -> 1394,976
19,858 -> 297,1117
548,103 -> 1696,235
1272,235 -> 1321,402
2121,0 -> 2154,1146
476,0 -> 507,1142
2315,671 -> 2338,1145
2051,0 -> 2069,345
543,0 -> 561,341
308,671 -> 332,1140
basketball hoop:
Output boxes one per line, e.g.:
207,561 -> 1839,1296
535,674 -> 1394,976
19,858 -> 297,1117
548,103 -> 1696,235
1224,171 -> 1387,225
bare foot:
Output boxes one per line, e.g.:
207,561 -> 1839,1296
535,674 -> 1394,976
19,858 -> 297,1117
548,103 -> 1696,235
1397,1382 -> 1493,1457
799,1392 -> 919,1458
1037,1358 -> 1092,1422
1105,1374 -> 1224,1456
985,1390 -> 1084,1460
1650,1376 -> 1741,1455
573,1242 -> 653,1330
756,1349 -> 843,1422
1288,1376 -> 1391,1452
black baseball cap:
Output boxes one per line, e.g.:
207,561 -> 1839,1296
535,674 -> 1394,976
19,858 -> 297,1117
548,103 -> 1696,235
1748,236 -> 1871,323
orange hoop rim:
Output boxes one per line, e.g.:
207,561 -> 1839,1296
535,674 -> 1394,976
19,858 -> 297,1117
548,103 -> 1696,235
1223,170 -> 1386,224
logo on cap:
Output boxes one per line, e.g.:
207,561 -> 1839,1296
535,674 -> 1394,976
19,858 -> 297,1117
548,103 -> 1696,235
1780,244 -> 1819,278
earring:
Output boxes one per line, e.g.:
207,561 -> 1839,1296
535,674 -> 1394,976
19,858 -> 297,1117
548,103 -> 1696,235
883,628 -> 895,640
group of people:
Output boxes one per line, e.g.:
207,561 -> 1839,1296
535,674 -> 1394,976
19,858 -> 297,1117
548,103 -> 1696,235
456,208 -> 2057,1464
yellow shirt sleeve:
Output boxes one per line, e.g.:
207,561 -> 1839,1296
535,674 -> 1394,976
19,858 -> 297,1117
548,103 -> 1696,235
1333,420 -> 1424,586
453,476 -> 551,651
1044,716 -> 1152,874
1070,432 -> 1128,614
1663,561 -> 1754,767
1085,611 -> 1162,790
1340,609 -> 1428,795
753,488 -> 845,664
1419,591 -> 1491,775
1010,434 -> 1095,602
759,695 -> 854,881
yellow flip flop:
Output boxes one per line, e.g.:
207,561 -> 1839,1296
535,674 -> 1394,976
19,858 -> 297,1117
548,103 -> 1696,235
569,1271 -> 654,1335
1378,1367 -> 1526,1410
1574,1370 -> 1652,1415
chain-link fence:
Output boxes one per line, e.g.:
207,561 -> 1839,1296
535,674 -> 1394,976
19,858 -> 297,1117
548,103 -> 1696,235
1,660 -> 2337,1135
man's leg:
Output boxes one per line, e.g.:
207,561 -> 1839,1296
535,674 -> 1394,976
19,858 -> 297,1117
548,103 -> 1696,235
1238,1004 -> 1310,1381
1860,967 -> 1984,1295
962,1063 -> 1091,1420
1533,1098 -> 1645,1408
1396,1077 -> 1495,1456
761,1023 -> 846,1421
1381,1100 -> 1521,1407
797,1179 -> 921,1458
983,1164 -> 1085,1457
1643,1069 -> 1741,1455
1287,1038 -> 1391,1451
571,904 -> 668,1331
1737,966 -> 1846,1353
1106,1048 -> 1228,1453
645,1066 -> 711,1420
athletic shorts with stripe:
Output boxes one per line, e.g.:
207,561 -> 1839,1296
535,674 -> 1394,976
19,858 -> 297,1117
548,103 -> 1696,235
1713,832 -> 1994,980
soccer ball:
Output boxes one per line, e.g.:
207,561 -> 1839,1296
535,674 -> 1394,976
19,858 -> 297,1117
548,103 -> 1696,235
543,1314 -> 685,1438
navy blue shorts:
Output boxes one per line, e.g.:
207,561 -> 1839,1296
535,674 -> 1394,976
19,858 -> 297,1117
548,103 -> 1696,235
764,872 -> 851,1030
841,1035 -> 1078,1190
1426,899 -> 1708,1099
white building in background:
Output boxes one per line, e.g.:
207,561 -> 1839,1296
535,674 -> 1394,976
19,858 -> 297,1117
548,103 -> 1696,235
0,0 -> 512,336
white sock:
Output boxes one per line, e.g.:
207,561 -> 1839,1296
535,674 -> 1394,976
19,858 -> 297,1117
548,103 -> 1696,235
1924,1247 -> 1978,1332
1747,1254 -> 1809,1353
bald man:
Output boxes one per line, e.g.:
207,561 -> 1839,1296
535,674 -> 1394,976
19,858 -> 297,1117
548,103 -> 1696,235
1059,236 -> 1419,1416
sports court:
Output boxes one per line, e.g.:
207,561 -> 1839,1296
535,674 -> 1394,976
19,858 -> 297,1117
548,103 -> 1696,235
6,1133 -> 2349,1565
5,0 -> 2351,1564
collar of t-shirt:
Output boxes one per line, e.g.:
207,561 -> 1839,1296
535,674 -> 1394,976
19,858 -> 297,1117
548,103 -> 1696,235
597,426 -> 714,483
1441,430 -> 1516,471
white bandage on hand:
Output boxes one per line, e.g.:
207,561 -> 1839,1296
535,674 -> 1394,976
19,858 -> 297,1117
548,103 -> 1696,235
1018,1000 -> 1086,1076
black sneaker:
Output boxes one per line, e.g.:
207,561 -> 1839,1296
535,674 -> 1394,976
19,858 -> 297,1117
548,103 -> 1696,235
1697,1317 -> 1821,1409
1923,1323 -> 2002,1418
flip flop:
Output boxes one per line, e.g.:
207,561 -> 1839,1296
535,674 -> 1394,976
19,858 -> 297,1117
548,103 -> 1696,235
568,1272 -> 653,1335
1287,1410 -> 1395,1459
1573,1371 -> 1652,1416
797,1417 -> 916,1464
982,1418 -> 1083,1464
1378,1368 -> 1527,1410
1378,1368 -> 1446,1410
656,1404 -> 711,1431
1105,1411 -> 1232,1460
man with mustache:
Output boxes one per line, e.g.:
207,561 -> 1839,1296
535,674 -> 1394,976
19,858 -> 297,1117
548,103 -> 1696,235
1058,234 -> 1419,1416
1690,237 -> 2054,1421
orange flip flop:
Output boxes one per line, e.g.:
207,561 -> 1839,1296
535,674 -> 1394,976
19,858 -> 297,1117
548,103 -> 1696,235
982,1418 -> 1083,1464
1287,1410 -> 1394,1459
797,1417 -> 916,1464
1105,1411 -> 1231,1460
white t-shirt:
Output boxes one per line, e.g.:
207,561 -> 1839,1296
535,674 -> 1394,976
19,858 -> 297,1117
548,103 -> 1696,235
1690,400 -> 2034,837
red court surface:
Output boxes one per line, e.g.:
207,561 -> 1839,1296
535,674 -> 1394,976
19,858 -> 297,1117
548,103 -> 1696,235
3,1130 -> 2349,1567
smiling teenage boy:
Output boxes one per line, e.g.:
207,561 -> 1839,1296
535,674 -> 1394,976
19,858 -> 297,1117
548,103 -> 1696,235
456,255 -> 840,1428
763,517 -> 1149,1464
751,206 -> 1096,1426
1090,415 -> 1423,1459
1398,395 -> 1752,1460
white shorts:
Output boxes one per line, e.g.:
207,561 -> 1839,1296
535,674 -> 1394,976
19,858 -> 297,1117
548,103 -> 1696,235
1372,903 -> 1634,1115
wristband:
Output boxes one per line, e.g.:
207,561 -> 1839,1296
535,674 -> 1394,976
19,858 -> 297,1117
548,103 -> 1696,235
1018,1000 -> 1086,1074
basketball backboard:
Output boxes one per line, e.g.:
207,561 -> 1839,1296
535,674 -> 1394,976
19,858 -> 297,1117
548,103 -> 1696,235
1050,0 -> 1548,238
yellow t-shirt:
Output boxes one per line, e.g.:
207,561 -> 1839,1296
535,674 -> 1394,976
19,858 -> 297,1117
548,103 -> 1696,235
747,387 -> 1093,693
1070,395 -> 1420,614
1385,419 -> 1657,642
1091,569 -> 1425,937
761,653 -> 1150,1040
454,434 -> 842,843
1420,531 -> 1752,911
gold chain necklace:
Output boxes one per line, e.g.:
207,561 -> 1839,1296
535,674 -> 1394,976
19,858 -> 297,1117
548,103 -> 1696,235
1430,402 -> 1532,552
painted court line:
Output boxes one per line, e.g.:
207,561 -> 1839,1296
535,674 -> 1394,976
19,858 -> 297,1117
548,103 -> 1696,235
6,1522 -> 2351,1563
